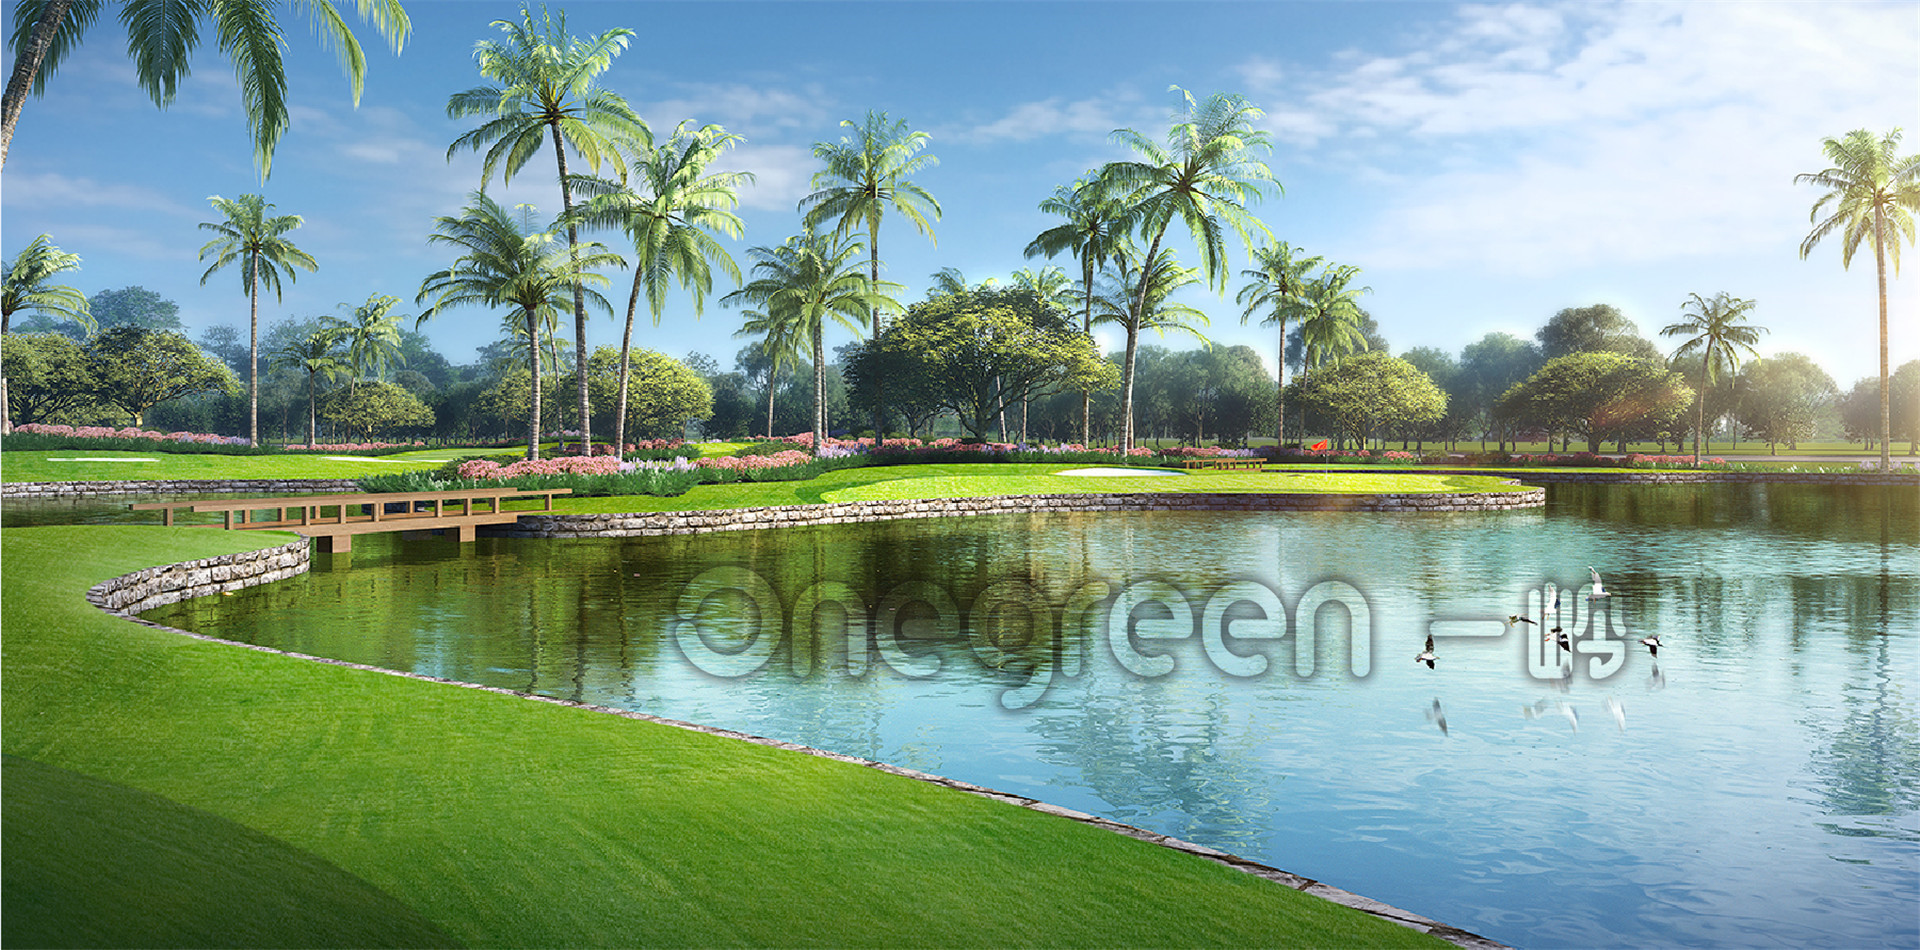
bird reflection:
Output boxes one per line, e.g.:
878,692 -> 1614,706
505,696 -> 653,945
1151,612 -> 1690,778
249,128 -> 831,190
1427,697 -> 1449,736
1604,696 -> 1626,732
1648,662 -> 1666,691
1523,699 -> 1580,731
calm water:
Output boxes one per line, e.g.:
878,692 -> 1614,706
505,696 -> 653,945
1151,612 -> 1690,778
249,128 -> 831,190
131,484 -> 1918,948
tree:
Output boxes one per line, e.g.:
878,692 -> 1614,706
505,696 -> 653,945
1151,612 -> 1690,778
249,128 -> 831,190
1102,87 -> 1277,448
1734,353 -> 1836,453
1236,241 -> 1320,444
724,229 -> 899,453
847,287 -> 1112,441
1839,361 -> 1920,453
1164,344 -> 1272,446
88,285 -> 182,333
447,4 -> 646,455
323,292 -> 407,391
321,379 -> 432,440
927,267 -> 995,298
2,0 -> 410,174
1459,332 -> 1544,450
198,325 -> 251,376
1092,248 -> 1210,447
1289,351 -> 1445,449
583,346 -> 711,440
1294,264 -> 1370,370
1661,291 -> 1765,464
1399,346 -> 1472,450
571,120 -> 748,453
2,232 -> 91,432
417,193 -> 623,460
271,326 -> 349,447
198,193 -> 317,446
1026,173 -> 1128,444
1796,128 -> 1920,472
735,308 -> 809,437
1495,352 -> 1692,453
86,326 -> 238,425
1,331 -> 95,424
800,110 -> 941,438
1537,303 -> 1658,361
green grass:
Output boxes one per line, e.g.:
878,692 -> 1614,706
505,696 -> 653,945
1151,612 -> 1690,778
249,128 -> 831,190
2,450 -> 451,482
2,525 -> 1448,948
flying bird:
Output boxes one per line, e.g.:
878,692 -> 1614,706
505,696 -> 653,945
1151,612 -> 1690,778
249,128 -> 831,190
1640,633 -> 1662,657
1548,588 -> 1563,634
1589,566 -> 1611,598
1416,634 -> 1438,669
1506,614 -> 1537,627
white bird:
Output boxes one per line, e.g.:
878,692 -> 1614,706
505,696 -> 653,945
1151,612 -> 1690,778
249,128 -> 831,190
1640,633 -> 1662,657
1506,614 -> 1537,628
1415,634 -> 1437,669
1589,566 -> 1611,598
1604,696 -> 1626,732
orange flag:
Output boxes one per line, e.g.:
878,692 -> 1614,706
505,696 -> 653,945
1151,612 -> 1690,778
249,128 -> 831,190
1310,439 -> 1329,451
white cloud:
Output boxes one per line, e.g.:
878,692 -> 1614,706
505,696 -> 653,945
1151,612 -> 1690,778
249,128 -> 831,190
4,172 -> 197,217
720,144 -> 816,212
640,82 -> 836,138
952,90 -> 1162,146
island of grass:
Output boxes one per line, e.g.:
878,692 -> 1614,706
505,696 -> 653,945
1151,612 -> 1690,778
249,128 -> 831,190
4,524 -> 1461,946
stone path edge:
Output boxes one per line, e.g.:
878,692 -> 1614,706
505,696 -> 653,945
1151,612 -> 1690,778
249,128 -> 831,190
82,541 -> 1511,950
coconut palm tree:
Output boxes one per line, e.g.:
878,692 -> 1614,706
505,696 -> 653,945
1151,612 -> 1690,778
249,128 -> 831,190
1009,265 -> 1076,311
198,193 -> 317,446
323,292 -> 407,393
1093,248 -> 1211,446
417,193 -> 623,460
1236,241 -> 1322,444
1662,291 -> 1765,465
799,110 -> 939,438
927,267 -> 995,298
724,230 -> 901,454
570,121 -> 748,452
271,326 -> 349,448
2,0 -> 409,174
734,308 -> 809,438
1796,128 -> 1920,471
447,4 -> 646,454
1,232 -> 91,433
1026,174 -> 1128,444
1295,264 -> 1371,371
1102,88 -> 1277,448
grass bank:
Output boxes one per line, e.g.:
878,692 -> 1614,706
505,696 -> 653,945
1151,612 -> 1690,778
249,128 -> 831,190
2,525 -> 1446,948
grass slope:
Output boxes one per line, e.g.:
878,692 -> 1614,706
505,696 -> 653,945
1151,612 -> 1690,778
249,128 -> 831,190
2,450 -> 449,482
2,525 -> 1446,948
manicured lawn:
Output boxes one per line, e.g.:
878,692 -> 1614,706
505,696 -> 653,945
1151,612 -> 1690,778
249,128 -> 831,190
2,525 -> 1448,948
1,450 -> 450,482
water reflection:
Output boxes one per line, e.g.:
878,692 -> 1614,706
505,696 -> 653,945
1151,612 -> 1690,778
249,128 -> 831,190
134,484 -> 1919,948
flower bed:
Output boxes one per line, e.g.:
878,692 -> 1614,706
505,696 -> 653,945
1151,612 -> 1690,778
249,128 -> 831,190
10,423 -> 251,446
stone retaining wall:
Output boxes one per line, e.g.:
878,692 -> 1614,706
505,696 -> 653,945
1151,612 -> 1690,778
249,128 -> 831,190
4,478 -> 362,499
85,539 -> 311,616
493,488 -> 1546,539
1309,468 -> 1919,486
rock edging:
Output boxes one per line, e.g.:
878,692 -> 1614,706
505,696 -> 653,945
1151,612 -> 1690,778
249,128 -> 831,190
493,488 -> 1546,539
85,539 -> 311,615
5,478 -> 362,499
85,552 -> 1506,950
1300,467 -> 1920,486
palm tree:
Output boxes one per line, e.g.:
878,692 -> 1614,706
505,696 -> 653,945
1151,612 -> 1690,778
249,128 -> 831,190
1662,291 -> 1765,465
447,4 -> 646,454
1,232 -> 91,433
569,121 -> 748,452
323,292 -> 407,393
1295,264 -> 1371,371
198,193 -> 317,446
416,192 -> 623,460
1026,174 -> 1128,444
734,309 -> 809,438
1796,128 -> 1920,471
2,0 -> 410,174
799,110 -> 940,437
271,326 -> 349,448
1009,265 -> 1076,311
1102,88 -> 1278,448
1093,248 -> 1211,445
927,267 -> 995,297
1236,241 -> 1323,444
724,230 -> 901,454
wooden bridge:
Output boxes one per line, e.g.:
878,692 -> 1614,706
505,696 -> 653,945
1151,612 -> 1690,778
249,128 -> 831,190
132,487 -> 572,553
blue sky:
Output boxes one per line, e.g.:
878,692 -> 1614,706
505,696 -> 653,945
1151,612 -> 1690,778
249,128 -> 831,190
4,0 -> 1915,388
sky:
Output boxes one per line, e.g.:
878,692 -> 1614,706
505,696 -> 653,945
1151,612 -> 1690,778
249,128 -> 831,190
4,0 -> 1917,390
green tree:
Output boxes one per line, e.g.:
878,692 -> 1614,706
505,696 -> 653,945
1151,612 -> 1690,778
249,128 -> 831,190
1796,128 -> 1920,472
571,121 -> 747,452
1536,304 -> 1658,361
1236,241 -> 1321,444
416,193 -> 623,460
198,193 -> 317,445
1288,351 -> 1445,450
1163,344 -> 1272,446
0,331 -> 96,424
1496,351 -> 1693,453
89,286 -> 181,334
270,325 -> 349,447
2,0 -> 410,174
1399,346 -> 1472,450
1839,361 -> 1920,453
848,287 -> 1112,442
735,307 -> 808,438
85,326 -> 238,425
320,379 -> 432,440
322,292 -> 407,391
1660,291 -> 1765,464
1295,264 -> 1370,370
724,229 -> 899,453
447,3 -> 646,455
1026,173 -> 1129,444
1102,88 -> 1277,448
583,345 -> 711,440
2,233 -> 91,432
1734,353 -> 1836,453
1459,332 -> 1544,450
1092,248 -> 1210,447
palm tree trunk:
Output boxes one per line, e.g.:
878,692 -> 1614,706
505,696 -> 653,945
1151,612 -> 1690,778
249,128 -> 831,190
766,369 -> 776,438
1123,233 -> 1168,450
526,309 -> 543,460
249,258 -> 261,446
550,121 -> 591,455
813,326 -> 827,457
1693,380 -> 1704,466
868,221 -> 886,441
615,270 -> 644,457
1874,203 -> 1891,472
1081,257 -> 1095,446
1275,318 -> 1287,445
307,371 -> 318,448
0,0 -> 70,172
